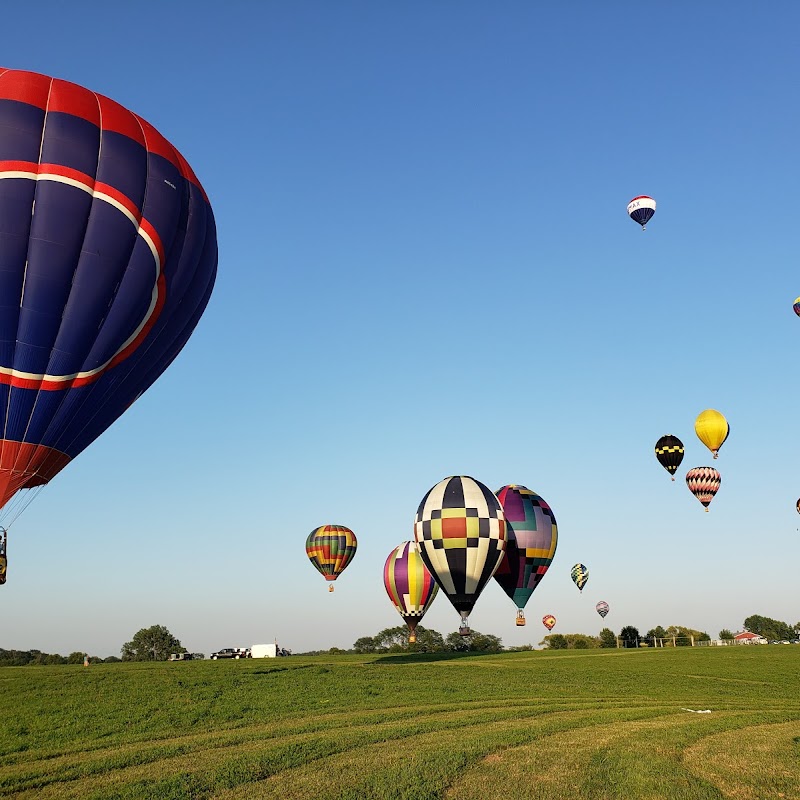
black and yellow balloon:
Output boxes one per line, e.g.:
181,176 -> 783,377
654,435 -> 684,480
694,410 -> 729,459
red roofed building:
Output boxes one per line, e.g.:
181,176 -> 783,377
733,631 -> 767,644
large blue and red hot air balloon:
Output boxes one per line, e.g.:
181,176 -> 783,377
0,68 -> 217,577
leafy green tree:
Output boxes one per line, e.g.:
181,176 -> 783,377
411,626 -> 445,653
619,626 -> 639,648
598,627 -> 617,648
542,634 -> 568,650
444,630 -> 502,653
67,651 -> 86,664
353,636 -> 380,654
719,629 -> 734,640
645,626 -> 667,645
664,625 -> 709,646
121,625 -> 184,661
743,614 -> 794,641
351,626 -> 445,654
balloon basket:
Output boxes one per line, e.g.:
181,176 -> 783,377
458,625 -> 471,637
328,584 -> 334,592
408,633 -> 417,644
516,611 -> 526,627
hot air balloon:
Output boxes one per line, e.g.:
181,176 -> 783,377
571,563 -> 589,592
542,614 -> 556,631
493,485 -> 557,626
686,467 -> 721,511
796,498 -> 800,515
694,410 -> 729,459
0,68 -> 217,581
793,298 -> 800,317
654,435 -> 684,480
383,541 -> 438,643
627,196 -> 656,230
414,475 -> 506,636
596,601 -> 609,619
306,525 -> 357,591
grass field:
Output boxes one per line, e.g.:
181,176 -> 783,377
0,646 -> 798,799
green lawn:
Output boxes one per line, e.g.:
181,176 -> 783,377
0,646 -> 798,799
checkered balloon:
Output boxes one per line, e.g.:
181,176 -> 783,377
413,476 -> 506,620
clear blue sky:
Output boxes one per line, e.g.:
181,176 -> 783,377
2,2 -> 799,656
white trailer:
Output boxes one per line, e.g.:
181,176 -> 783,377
250,643 -> 278,658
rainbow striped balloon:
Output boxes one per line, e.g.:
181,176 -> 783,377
383,541 -> 438,641
305,525 -> 357,589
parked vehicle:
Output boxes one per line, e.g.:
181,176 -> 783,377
210,648 -> 250,660
251,644 -> 278,658
168,652 -> 193,661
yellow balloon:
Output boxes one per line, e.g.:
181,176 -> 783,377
694,409 -> 729,458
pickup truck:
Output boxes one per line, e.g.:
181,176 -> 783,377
210,648 -> 250,660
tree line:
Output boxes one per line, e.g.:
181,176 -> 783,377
2,614 -> 797,665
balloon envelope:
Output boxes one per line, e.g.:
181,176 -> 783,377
596,601 -> 609,618
306,525 -> 358,583
542,614 -> 556,631
570,563 -> 589,592
694,409 -> 729,458
685,467 -> 721,511
654,435 -> 684,480
0,68 -> 217,511
493,485 -> 557,610
383,541 -> 438,637
794,297 -> 800,317
414,475 -> 506,621
627,195 -> 656,229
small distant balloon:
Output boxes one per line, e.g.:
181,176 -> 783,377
596,601 -> 609,619
694,409 -> 729,459
793,297 -> 800,317
542,614 -> 557,631
627,195 -> 656,230
685,467 -> 721,511
796,498 -> 800,515
570,563 -> 589,592
305,525 -> 358,591
654,435 -> 684,480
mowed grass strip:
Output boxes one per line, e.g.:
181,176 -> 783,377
444,710 -> 800,800
0,647 -> 798,798
684,719 -> 800,800
0,703 -> 618,798
208,707 -> 674,800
